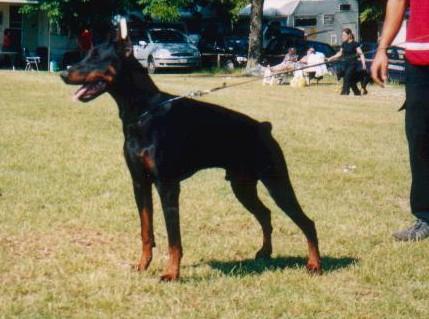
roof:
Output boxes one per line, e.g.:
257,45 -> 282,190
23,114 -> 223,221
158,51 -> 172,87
0,0 -> 38,3
296,0 -> 358,15
239,0 -> 358,17
239,0 -> 300,17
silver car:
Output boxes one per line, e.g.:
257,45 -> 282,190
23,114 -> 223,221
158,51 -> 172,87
133,28 -> 201,73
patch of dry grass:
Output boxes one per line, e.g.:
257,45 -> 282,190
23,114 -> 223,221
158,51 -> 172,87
0,71 -> 428,318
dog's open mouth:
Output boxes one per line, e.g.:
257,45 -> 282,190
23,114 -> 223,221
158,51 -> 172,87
73,80 -> 107,102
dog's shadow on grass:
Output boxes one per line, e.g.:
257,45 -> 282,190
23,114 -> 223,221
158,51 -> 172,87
207,256 -> 358,277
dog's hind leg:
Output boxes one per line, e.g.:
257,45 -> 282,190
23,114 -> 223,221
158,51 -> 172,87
257,129 -> 321,273
156,181 -> 182,281
262,173 -> 321,274
361,75 -> 370,95
230,177 -> 273,259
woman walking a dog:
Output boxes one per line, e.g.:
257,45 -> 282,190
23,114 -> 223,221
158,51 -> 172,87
327,29 -> 366,95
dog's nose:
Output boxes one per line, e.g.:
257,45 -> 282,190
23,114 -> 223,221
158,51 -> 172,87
60,70 -> 69,80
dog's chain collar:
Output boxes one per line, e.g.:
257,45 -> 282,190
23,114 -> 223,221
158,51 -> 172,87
134,94 -> 165,125
131,84 -> 229,129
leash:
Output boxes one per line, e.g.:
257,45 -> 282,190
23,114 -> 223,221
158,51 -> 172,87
152,34 -> 429,109
154,56 -> 363,108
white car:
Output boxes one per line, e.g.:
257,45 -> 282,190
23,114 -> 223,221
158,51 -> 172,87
133,28 -> 201,73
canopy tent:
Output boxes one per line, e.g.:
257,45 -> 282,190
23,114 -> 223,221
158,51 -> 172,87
239,0 -> 300,17
0,0 -> 37,3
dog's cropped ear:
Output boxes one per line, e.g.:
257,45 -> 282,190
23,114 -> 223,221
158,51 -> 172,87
115,17 -> 133,58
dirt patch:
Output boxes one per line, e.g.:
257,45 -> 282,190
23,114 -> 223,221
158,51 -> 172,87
0,226 -> 120,260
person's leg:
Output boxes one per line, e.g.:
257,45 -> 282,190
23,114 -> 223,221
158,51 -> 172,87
341,64 -> 353,95
350,66 -> 361,96
270,62 -> 284,72
393,63 -> 429,241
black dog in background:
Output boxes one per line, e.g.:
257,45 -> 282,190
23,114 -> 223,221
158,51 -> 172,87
60,20 -> 321,281
334,62 -> 371,95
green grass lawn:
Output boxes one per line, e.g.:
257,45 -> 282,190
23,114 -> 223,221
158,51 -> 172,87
0,71 -> 428,318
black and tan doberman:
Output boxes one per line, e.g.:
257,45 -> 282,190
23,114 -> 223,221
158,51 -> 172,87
60,21 -> 321,281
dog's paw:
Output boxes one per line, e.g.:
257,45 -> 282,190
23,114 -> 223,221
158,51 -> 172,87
133,263 -> 145,272
160,272 -> 179,282
306,261 -> 322,275
134,256 -> 152,272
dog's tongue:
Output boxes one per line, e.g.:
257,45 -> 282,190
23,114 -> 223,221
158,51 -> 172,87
73,85 -> 89,102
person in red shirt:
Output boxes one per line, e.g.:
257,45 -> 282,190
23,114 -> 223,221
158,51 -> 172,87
77,26 -> 93,56
372,0 -> 429,241
2,29 -> 12,52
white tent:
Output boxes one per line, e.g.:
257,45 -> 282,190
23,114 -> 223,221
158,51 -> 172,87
239,0 -> 300,17
239,0 -> 360,44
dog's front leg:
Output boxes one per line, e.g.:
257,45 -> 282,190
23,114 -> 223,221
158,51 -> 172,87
124,143 -> 156,272
156,181 -> 182,281
133,179 -> 155,271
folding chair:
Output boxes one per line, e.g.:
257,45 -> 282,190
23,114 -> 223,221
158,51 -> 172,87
23,48 -> 41,71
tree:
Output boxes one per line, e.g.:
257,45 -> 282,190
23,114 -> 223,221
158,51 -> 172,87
246,0 -> 264,70
137,0 -> 190,22
22,0 -> 255,67
358,0 -> 387,41
358,0 -> 386,23
21,0 -> 248,32
21,0 -> 137,35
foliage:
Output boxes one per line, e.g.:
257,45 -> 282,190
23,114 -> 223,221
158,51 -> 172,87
21,0 -> 250,29
358,0 -> 386,23
137,0 -> 190,22
21,0 -> 390,30
21,0 -> 136,34
137,0 -> 249,22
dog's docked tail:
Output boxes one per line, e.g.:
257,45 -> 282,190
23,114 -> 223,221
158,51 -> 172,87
259,121 -> 273,138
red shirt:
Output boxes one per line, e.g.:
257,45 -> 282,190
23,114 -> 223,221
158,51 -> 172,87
406,0 -> 429,65
2,34 -> 11,49
78,30 -> 93,52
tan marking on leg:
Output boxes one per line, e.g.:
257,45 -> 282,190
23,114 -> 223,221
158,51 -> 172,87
306,240 -> 322,275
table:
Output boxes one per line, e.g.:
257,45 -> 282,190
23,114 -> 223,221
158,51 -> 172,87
201,53 -> 235,68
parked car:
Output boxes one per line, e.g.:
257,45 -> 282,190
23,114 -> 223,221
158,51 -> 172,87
199,24 -> 307,70
234,19 -> 305,49
385,45 -> 406,83
360,42 -> 405,83
360,42 -> 378,60
132,28 -> 201,73
199,34 -> 248,69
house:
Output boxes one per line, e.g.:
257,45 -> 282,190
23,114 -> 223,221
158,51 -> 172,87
239,0 -> 360,45
0,0 -> 76,68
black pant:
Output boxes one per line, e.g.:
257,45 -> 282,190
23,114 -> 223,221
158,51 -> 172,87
405,62 -> 429,223
341,63 -> 361,95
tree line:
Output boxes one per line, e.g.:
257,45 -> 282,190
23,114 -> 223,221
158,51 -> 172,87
21,0 -> 387,69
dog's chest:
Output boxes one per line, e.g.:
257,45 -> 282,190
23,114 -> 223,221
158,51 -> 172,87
124,103 -> 174,176
125,112 -> 158,174
126,136 -> 157,173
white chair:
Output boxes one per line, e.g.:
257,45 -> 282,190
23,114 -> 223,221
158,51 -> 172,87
23,48 -> 40,71
304,52 -> 328,85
